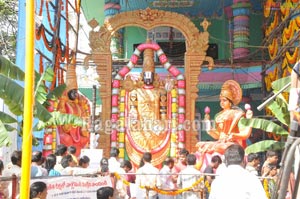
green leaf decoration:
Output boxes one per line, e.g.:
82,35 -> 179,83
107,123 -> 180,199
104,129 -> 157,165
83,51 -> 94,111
34,111 -> 87,131
34,102 -> 53,122
4,124 -> 17,132
271,76 -> 291,92
0,120 -> 12,147
35,67 -> 55,104
0,55 -> 25,81
46,84 -> 66,100
239,118 -> 289,135
0,111 -> 17,123
267,93 -> 290,126
245,140 -> 285,154
0,74 -> 24,115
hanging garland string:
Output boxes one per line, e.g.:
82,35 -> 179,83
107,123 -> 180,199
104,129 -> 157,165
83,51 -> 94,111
46,1 -> 57,32
114,172 -> 211,196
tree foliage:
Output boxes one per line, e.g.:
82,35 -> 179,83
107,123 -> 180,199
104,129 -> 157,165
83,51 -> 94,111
0,0 -> 18,62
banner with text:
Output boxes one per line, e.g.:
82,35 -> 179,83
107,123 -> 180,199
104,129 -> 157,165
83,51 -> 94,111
31,176 -> 112,199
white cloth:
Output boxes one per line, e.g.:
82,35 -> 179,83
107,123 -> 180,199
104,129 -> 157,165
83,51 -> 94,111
108,157 -> 121,173
288,88 -> 300,111
209,165 -> 267,199
60,166 -> 74,175
72,167 -> 98,175
159,165 -> 176,199
177,165 -> 201,199
135,162 -> 161,199
245,164 -> 258,176
114,167 -> 129,199
2,164 -> 21,177
215,163 -> 226,178
54,156 -> 64,173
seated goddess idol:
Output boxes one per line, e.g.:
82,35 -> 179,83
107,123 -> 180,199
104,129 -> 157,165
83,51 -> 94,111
196,80 -> 253,155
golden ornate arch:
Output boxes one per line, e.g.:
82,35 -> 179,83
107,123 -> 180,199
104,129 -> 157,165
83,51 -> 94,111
86,7 -> 214,156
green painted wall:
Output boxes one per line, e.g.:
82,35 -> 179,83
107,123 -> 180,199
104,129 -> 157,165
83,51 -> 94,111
81,0 -> 105,25
123,27 -> 147,59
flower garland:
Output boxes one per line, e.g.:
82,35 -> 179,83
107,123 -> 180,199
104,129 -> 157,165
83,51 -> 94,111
204,180 -> 211,193
263,179 -> 270,199
114,172 -> 210,195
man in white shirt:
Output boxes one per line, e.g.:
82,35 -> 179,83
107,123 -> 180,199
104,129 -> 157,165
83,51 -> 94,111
108,147 -> 121,174
177,154 -> 201,199
135,152 -> 161,199
209,144 -> 267,199
159,157 -> 176,199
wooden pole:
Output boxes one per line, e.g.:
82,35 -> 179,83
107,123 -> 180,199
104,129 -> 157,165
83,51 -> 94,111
20,0 -> 35,198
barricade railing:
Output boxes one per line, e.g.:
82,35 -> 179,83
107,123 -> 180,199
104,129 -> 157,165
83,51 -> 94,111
0,172 -> 277,199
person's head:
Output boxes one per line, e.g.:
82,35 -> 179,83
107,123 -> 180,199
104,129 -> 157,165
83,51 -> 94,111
224,144 -> 245,166
178,148 -> 189,164
11,150 -> 22,167
100,164 -> 109,176
265,150 -> 279,165
79,155 -> 90,168
67,89 -> 78,101
110,147 -> 119,158
61,154 -> 76,168
211,155 -> 222,169
164,157 -> 175,170
55,144 -> 68,156
268,164 -> 278,177
30,181 -> 47,199
100,157 -> 109,167
45,154 -> 56,172
32,151 -> 45,165
142,152 -> 152,163
120,160 -> 132,172
96,186 -> 114,199
186,154 -> 197,166
247,153 -> 260,167
68,146 -> 77,155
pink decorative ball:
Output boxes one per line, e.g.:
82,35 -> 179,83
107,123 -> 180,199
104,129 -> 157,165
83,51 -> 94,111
204,106 -> 210,114
244,103 -> 251,110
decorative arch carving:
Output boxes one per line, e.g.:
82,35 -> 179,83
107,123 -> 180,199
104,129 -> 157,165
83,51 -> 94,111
87,7 -> 214,156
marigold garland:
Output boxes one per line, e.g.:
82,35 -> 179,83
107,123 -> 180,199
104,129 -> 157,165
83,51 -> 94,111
114,172 -> 210,195
263,179 -> 270,199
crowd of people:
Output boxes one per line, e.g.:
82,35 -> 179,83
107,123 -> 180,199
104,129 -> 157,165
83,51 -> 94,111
0,142 -> 281,199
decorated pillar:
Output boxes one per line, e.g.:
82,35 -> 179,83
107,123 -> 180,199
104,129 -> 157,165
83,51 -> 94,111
232,0 -> 251,59
104,0 -> 123,59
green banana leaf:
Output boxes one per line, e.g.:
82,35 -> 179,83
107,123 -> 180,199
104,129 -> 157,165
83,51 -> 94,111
46,84 -> 66,100
271,76 -> 291,92
35,67 -> 55,104
239,118 -> 289,135
0,74 -> 52,121
0,55 -> 25,81
0,120 -> 12,147
245,140 -> 285,154
34,111 -> 87,131
0,74 -> 24,115
267,93 -> 290,126
0,112 -> 17,123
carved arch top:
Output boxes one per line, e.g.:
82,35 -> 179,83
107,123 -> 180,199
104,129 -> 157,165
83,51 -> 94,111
88,7 -> 210,55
